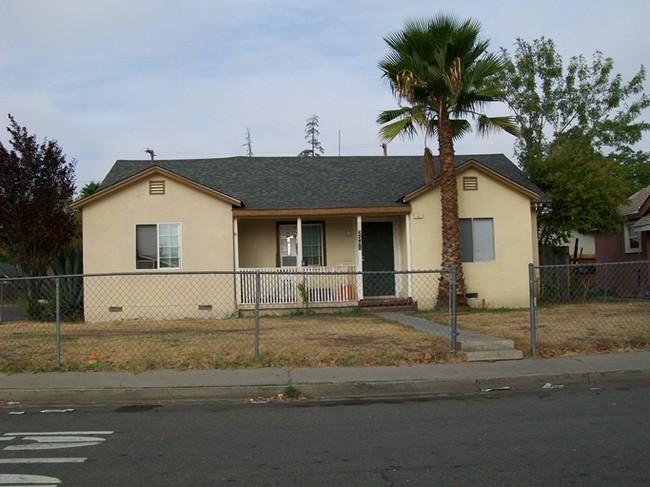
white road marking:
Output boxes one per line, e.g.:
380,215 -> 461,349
0,430 -> 112,483
0,458 -> 86,464
5,442 -> 102,451
4,436 -> 105,451
4,432 -> 113,436
0,473 -> 61,484
12,436 -> 105,444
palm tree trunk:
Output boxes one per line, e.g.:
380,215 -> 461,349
436,107 -> 467,308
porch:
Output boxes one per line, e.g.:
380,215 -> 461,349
236,265 -> 419,312
237,265 -> 359,309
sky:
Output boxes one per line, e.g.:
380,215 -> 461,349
1,0 -> 649,189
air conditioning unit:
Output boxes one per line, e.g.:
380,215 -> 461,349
281,255 -> 297,267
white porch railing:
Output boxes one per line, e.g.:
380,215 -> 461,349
238,265 -> 357,306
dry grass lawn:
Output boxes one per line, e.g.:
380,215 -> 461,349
0,313 -> 451,372
419,301 -> 650,357
2,301 -> 648,372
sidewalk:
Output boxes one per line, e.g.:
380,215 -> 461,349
1,351 -> 649,406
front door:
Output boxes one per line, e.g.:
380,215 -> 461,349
362,221 -> 395,297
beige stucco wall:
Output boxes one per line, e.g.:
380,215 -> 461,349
82,273 -> 238,322
324,218 -> 358,266
237,219 -> 277,268
409,168 -> 537,309
80,176 -> 237,321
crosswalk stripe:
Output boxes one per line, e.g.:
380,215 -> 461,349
4,432 -> 112,436
0,458 -> 86,464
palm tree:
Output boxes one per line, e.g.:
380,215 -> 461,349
378,15 -> 518,307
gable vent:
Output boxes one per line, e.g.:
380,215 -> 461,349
463,176 -> 478,191
149,180 -> 165,195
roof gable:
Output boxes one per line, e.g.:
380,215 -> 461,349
72,166 -> 242,209
621,184 -> 650,218
402,159 -> 542,202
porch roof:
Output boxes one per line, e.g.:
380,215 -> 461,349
94,154 -> 546,211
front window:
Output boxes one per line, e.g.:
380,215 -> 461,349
624,223 -> 641,253
278,222 -> 324,266
136,223 -> 181,269
460,218 -> 495,262
302,223 -> 324,266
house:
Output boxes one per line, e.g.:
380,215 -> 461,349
71,154 -> 546,321
595,184 -> 650,263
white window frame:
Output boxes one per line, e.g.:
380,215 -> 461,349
278,222 -> 324,267
460,218 -> 495,262
624,222 -> 641,254
301,223 -> 324,266
135,223 -> 182,269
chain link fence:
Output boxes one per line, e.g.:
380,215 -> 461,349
529,261 -> 650,355
0,269 -> 457,372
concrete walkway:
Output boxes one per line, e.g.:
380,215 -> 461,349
1,351 -> 649,407
381,313 -> 524,361
381,312 -> 512,342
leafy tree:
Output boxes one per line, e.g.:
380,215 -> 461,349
299,114 -> 324,157
499,37 -> 650,243
536,133 -> 629,246
500,37 -> 649,179
76,181 -> 100,201
0,115 -> 76,276
378,15 -> 518,306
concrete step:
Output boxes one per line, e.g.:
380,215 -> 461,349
359,298 -> 416,313
464,349 -> 524,362
459,338 -> 516,352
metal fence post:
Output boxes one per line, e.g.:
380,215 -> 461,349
0,281 -> 4,325
254,271 -> 260,361
449,268 -> 458,356
55,277 -> 62,368
528,263 -> 537,356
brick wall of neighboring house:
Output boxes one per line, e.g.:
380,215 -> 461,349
595,232 -> 648,263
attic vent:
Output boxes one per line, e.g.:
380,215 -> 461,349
463,176 -> 478,191
149,180 -> 165,195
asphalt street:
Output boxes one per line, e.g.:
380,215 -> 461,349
1,385 -> 649,486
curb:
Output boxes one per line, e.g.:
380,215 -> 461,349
3,369 -> 650,407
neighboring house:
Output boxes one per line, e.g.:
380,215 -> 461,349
71,154 -> 546,322
595,184 -> 650,263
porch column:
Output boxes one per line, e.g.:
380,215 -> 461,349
233,218 -> 240,270
296,217 -> 303,267
405,213 -> 413,297
356,215 -> 363,300
233,218 -> 241,306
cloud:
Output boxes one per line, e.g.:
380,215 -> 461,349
1,0 -> 648,188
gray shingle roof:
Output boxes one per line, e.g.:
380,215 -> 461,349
99,154 -> 546,210
620,184 -> 650,217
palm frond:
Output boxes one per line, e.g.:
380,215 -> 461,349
476,115 -> 520,137
378,116 -> 420,142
